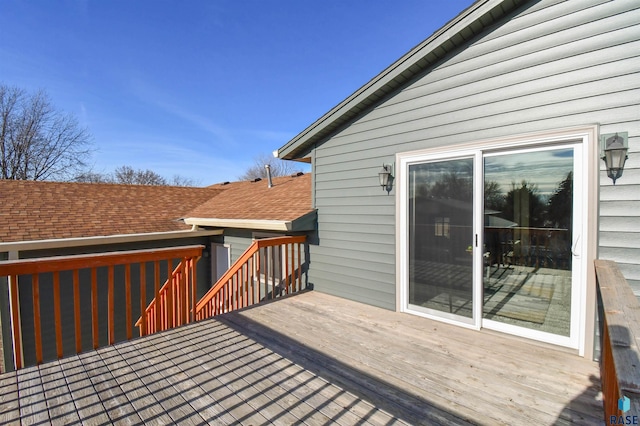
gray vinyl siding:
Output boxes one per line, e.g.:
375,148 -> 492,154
599,143 -> 640,294
223,229 -> 255,264
307,0 -> 640,307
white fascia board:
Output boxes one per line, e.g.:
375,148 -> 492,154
0,229 -> 223,253
183,217 -> 292,232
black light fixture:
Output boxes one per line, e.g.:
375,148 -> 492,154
601,132 -> 629,185
378,163 -> 394,191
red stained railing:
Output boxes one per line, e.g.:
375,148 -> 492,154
595,259 -> 640,421
195,236 -> 306,321
0,245 -> 203,370
136,256 -> 199,336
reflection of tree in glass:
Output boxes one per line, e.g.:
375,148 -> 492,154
502,180 -> 546,227
547,172 -> 573,229
484,180 -> 504,211
416,171 -> 472,201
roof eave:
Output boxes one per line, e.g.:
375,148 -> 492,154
0,228 -> 224,253
184,210 -> 317,233
277,0 -> 524,160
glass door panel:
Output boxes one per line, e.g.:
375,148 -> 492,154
482,148 -> 574,337
408,157 -> 474,323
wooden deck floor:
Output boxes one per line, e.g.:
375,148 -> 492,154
0,291 -> 603,425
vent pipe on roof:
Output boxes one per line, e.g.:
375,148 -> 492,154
265,164 -> 274,188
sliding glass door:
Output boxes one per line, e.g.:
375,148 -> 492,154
482,146 -> 580,344
401,141 -> 584,347
407,156 -> 475,325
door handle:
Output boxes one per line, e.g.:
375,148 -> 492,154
572,235 -> 580,257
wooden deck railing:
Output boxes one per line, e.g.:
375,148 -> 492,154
0,245 -> 203,370
595,259 -> 640,422
136,256 -> 199,336
195,236 -> 306,321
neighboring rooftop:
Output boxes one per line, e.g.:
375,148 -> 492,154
0,173 -> 313,245
0,180 -> 224,243
188,173 -> 312,221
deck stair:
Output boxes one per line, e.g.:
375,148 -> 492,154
137,235 -> 306,336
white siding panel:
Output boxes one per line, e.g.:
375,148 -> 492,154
319,89 -> 639,159
311,251 -> 394,275
599,185 -> 640,202
381,39 -> 640,117
319,230 -> 396,246
314,106 -> 639,167
599,217 -> 640,233
320,205 -> 395,217
599,232 -> 640,250
599,247 -> 640,265
319,222 -> 396,235
599,202 -> 640,218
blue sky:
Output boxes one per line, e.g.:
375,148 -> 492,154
1,0 -> 475,186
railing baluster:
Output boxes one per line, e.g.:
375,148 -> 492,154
154,261 -> 161,333
270,246 -> 275,299
189,258 -> 198,322
242,264 -> 247,308
53,271 -> 63,359
264,247 -> 269,300
73,269 -> 82,353
91,268 -> 99,349
297,242 -> 302,292
281,244 -> 289,294
125,264 -> 132,340
233,272 -> 238,311
249,256 -> 254,305
257,249 -> 263,302
32,274 -> 43,364
9,274 -> 22,370
108,265 -> 115,345
139,262 -> 147,337
166,261 -> 172,330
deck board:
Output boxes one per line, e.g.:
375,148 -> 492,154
1,291 -> 603,425
38,361 -> 82,425
0,373 -> 20,425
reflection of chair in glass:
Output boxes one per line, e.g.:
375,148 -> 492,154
505,240 -> 520,266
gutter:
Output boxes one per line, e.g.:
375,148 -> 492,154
0,228 -> 223,253
183,217 -> 294,232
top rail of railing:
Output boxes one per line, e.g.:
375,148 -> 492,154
595,259 -> 640,420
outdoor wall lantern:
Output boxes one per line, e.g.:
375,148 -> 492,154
601,132 -> 629,185
378,163 -> 394,192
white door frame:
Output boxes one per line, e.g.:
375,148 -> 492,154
396,125 -> 598,356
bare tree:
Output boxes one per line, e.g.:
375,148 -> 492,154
113,165 -> 167,185
75,165 -> 199,186
169,174 -> 199,187
239,153 -> 301,181
74,171 -> 112,183
0,84 -> 92,181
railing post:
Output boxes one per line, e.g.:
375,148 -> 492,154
8,274 -> 22,371
595,259 -> 640,421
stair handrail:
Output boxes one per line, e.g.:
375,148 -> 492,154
135,256 -> 199,336
195,235 -> 306,320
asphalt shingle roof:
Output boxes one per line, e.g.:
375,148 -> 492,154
187,174 -> 312,222
0,174 -> 312,243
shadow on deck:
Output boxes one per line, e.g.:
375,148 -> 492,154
0,291 -> 603,425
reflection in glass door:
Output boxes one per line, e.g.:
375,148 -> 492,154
482,147 -> 576,338
408,157 -> 474,324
